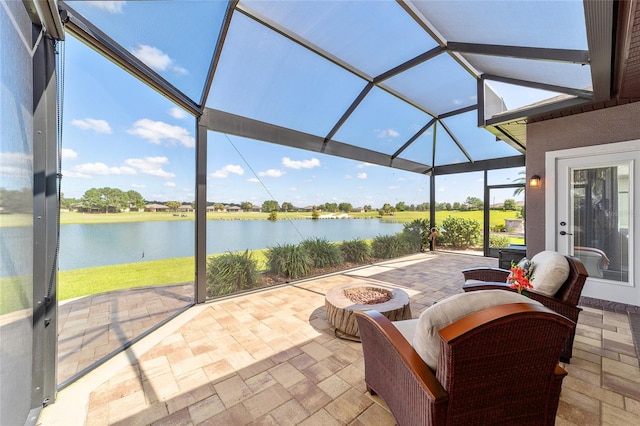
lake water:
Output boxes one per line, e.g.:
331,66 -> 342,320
57,219 -> 405,270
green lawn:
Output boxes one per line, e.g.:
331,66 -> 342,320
1,209 -> 524,307
0,276 -> 31,315
56,209 -> 521,230
56,250 -> 270,301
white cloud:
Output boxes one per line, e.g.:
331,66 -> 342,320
357,173 -> 367,179
1,152 -> 30,164
356,162 -> 376,169
258,169 -> 285,177
388,185 -> 400,190
131,184 -> 146,188
88,1 -> 125,13
290,187 -> 297,192
209,164 -> 245,178
0,152 -> 30,179
247,178 -> 259,183
281,157 -> 320,169
124,156 -> 175,178
164,182 -> 176,187
131,44 -> 188,75
132,45 -> 171,71
71,118 -> 112,134
128,119 -> 195,148
169,107 -> 187,119
62,169 -> 91,179
61,148 -> 77,160
172,66 -> 188,75
376,129 -> 399,138
345,174 -> 352,179
73,162 -> 137,176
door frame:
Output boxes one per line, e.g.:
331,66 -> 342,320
545,139 -> 640,305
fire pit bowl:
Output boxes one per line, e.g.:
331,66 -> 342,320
325,283 -> 412,339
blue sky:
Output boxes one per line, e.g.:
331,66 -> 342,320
60,1 -> 535,207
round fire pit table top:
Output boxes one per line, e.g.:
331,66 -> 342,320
325,283 -> 412,339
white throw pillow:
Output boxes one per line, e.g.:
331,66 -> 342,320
412,290 -> 542,371
393,319 -> 418,343
530,251 -> 570,296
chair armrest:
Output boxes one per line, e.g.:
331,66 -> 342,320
461,287 -> 581,323
356,310 -> 449,425
461,267 -> 510,283
439,303 -> 554,342
462,281 -> 515,293
526,291 -> 581,323
355,310 -> 448,401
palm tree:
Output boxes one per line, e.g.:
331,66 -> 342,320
513,170 -> 526,197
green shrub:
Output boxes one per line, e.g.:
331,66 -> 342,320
402,218 -> 430,251
372,234 -> 413,259
268,211 -> 278,221
301,237 -> 344,268
489,234 -> 511,248
206,250 -> 260,297
440,216 -> 481,248
266,243 -> 313,279
340,239 -> 372,263
491,223 -> 506,232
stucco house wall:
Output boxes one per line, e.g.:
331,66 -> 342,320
525,101 -> 640,255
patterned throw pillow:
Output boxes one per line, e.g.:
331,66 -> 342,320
516,257 -> 532,274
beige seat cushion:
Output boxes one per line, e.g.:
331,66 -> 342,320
392,318 -> 418,343
412,290 -> 542,370
530,251 -> 570,296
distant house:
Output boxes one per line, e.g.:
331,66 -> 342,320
226,205 -> 241,213
251,205 -> 261,212
70,202 -> 84,212
179,205 -> 194,212
206,205 -> 217,212
145,203 -> 169,212
352,207 -> 364,212
301,206 -> 316,212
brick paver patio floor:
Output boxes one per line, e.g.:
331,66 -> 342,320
57,283 -> 194,384
41,252 -> 640,425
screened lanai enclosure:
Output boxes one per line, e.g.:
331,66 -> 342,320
2,0 -> 622,424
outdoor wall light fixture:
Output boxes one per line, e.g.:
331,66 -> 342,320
529,175 -> 541,188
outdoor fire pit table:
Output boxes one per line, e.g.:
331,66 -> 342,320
325,283 -> 412,339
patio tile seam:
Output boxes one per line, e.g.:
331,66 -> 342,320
581,297 -> 640,368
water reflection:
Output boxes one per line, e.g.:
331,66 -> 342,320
57,219 -> 404,270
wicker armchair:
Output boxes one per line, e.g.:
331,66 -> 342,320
355,304 -> 573,426
461,254 -> 588,363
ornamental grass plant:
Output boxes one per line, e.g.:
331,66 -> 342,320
301,237 -> 344,268
340,239 -> 372,263
206,250 -> 260,297
266,243 -> 313,279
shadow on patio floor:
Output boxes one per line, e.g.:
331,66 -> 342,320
42,252 -> 640,425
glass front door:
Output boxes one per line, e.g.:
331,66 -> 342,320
551,142 -> 639,305
570,166 -> 629,282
